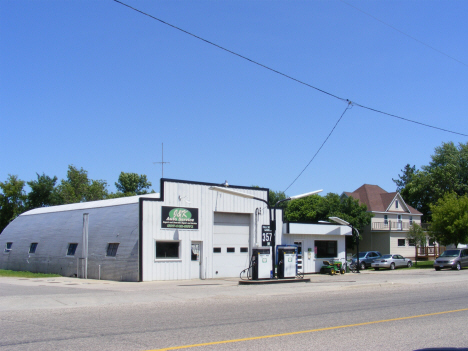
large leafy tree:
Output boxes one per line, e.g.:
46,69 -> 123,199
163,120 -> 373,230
54,165 -> 108,204
284,193 -> 373,234
268,189 -> 288,209
26,173 -> 58,209
406,223 -> 427,246
0,175 -> 27,233
394,141 -> 468,221
114,172 -> 152,196
429,192 -> 468,247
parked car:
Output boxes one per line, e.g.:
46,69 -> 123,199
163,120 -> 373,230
350,251 -> 382,270
434,248 -> 468,271
371,254 -> 412,270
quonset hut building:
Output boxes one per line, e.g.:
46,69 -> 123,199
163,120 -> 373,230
0,178 -> 351,281
0,179 -> 271,281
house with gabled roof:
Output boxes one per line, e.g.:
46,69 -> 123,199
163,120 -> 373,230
342,184 -> 423,259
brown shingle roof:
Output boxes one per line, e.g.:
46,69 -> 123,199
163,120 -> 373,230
344,184 -> 422,215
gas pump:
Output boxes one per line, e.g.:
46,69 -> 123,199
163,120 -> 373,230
251,248 -> 272,280
277,246 -> 297,279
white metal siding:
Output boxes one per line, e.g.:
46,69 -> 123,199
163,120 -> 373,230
141,181 -> 269,281
282,234 -> 347,273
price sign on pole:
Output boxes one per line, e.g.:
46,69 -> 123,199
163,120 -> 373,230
262,225 -> 273,247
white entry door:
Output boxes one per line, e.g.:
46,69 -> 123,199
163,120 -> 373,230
397,215 -> 402,230
190,242 -> 203,279
294,241 -> 303,273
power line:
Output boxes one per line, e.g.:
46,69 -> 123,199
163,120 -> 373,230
113,0 -> 346,103
283,102 -> 352,193
340,0 -> 468,69
113,0 -> 468,138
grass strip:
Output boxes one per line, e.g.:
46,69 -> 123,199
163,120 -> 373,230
0,269 -> 61,278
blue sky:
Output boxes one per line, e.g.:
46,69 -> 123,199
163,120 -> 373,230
1,0 -> 467,197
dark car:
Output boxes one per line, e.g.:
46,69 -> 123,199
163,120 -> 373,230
350,251 -> 382,270
434,249 -> 468,271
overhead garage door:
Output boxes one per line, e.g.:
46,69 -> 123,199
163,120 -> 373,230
213,212 -> 250,278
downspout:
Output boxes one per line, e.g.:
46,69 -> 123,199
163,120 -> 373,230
138,198 -> 144,282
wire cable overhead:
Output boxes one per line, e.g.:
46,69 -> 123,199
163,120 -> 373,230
113,0 -> 468,138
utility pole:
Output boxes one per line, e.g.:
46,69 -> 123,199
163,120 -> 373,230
153,143 -> 170,178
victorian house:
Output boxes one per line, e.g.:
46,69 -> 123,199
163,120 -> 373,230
342,184 -> 424,259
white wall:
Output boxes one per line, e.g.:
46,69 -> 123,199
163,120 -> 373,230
281,223 -> 351,274
141,181 -> 270,281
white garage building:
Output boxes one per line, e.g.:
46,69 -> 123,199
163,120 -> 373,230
0,178 -> 350,281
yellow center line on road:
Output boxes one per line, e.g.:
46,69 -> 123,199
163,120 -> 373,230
148,308 -> 468,351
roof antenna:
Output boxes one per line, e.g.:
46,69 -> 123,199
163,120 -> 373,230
153,143 -> 170,178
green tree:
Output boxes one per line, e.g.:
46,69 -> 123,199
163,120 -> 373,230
268,189 -> 288,209
284,193 -> 373,234
284,194 -> 322,222
429,192 -> 468,247
0,175 -> 27,233
26,173 -> 58,209
393,141 -> 468,221
114,172 -> 152,195
54,165 -> 108,204
406,223 -> 427,246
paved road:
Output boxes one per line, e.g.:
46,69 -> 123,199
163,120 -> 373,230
1,269 -> 468,351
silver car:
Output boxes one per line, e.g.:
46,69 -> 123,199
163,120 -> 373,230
434,249 -> 468,271
371,254 -> 412,270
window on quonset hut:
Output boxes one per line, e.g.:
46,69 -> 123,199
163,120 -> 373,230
29,243 -> 38,254
106,243 -> 120,257
5,242 -> 13,252
155,241 -> 179,259
67,243 -> 78,256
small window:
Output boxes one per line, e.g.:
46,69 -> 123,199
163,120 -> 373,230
5,242 -> 13,252
29,243 -> 38,254
315,240 -> 337,259
155,241 -> 179,259
106,243 -> 120,257
227,247 -> 235,253
191,243 -> 200,261
398,239 -> 406,247
240,247 -> 248,253
395,200 -> 399,209
408,239 -> 415,247
384,215 -> 388,225
409,216 -> 413,225
213,247 -> 221,253
67,243 -> 78,256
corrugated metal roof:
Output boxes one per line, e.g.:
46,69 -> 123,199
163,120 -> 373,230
21,192 -> 160,216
